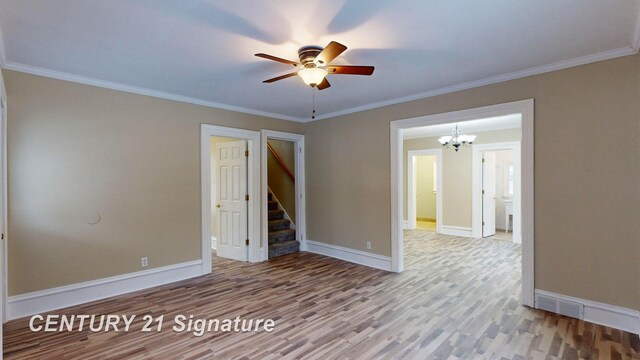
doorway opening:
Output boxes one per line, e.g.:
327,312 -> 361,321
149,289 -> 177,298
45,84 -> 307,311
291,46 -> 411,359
201,125 -> 261,274
260,130 -> 306,261
473,145 -> 521,242
407,149 -> 442,233
391,100 -> 534,306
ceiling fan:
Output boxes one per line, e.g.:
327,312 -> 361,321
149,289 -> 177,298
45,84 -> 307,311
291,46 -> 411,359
255,41 -> 374,90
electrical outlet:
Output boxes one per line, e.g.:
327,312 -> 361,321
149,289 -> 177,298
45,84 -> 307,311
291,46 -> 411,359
366,241 -> 372,250
141,257 -> 148,268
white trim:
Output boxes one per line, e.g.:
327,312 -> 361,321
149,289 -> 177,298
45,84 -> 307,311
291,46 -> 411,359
634,2 -> 640,52
210,236 -> 217,250
407,149 -> 442,233
6,260 -> 203,321
0,26 -> 6,67
3,47 -> 636,123
201,125 -> 262,271
1,94 -> 6,326
471,142 -> 522,243
261,130 -> 306,260
440,225 -> 473,238
535,289 -> 640,334
313,47 -> 634,121
305,240 -> 392,272
403,123 -> 521,140
3,62 -> 302,123
402,220 -> 409,230
391,99 -> 535,307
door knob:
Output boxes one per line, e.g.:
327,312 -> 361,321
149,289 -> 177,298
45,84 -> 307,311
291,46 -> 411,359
216,204 -> 221,208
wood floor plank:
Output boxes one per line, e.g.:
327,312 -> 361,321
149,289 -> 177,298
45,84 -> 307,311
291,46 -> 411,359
3,230 -> 639,359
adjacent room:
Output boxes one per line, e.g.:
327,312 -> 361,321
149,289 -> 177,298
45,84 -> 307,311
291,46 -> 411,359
0,1 -> 638,359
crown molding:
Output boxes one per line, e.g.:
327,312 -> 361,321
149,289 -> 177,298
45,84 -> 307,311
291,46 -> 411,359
1,61 -> 305,123
309,46 -> 636,122
402,123 -> 521,140
1,45 -> 636,124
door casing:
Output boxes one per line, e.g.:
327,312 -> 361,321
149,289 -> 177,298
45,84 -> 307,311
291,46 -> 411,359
390,99 -> 534,307
201,125 -> 261,274
260,130 -> 305,261
472,142 -> 521,242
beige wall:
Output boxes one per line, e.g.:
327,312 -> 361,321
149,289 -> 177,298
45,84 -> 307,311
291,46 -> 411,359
404,128 -> 521,227
415,156 -> 436,220
5,70 -> 304,296
305,54 -> 640,309
267,139 -> 296,224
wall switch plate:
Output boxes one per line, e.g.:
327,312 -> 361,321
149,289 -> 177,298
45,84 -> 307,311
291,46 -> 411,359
366,241 -> 372,250
141,257 -> 148,268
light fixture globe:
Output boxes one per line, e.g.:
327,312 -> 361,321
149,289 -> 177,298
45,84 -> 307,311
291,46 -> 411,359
298,67 -> 327,87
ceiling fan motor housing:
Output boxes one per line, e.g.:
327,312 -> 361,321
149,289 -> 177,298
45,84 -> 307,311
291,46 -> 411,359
298,45 -> 323,67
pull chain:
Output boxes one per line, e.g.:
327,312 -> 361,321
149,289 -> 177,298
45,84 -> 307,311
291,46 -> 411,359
311,87 -> 316,120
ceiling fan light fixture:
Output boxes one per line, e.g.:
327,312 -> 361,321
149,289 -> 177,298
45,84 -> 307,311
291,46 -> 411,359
298,67 -> 327,87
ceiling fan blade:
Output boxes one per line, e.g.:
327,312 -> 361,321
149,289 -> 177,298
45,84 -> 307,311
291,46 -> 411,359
316,78 -> 331,90
313,41 -> 347,66
263,72 -> 298,83
255,53 -> 300,66
327,65 -> 375,75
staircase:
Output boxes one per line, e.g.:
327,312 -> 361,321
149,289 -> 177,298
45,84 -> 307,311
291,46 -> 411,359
268,192 -> 299,258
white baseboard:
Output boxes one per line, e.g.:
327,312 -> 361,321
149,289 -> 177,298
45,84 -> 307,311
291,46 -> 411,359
535,289 -> 640,334
305,240 -> 392,271
7,260 -> 204,321
211,236 -> 217,250
440,225 -> 473,237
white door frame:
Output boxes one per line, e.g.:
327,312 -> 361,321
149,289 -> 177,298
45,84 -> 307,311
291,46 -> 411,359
407,149 -> 442,232
390,99 -> 535,307
472,142 -> 521,242
1,79 -> 6,335
261,130 -> 306,261
201,125 -> 261,274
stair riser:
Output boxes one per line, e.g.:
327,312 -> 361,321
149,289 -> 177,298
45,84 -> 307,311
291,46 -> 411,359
268,202 -> 278,210
268,222 -> 290,232
269,233 -> 296,244
269,242 -> 300,258
268,211 -> 284,220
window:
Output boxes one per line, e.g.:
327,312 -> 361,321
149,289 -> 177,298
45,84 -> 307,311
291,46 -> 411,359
506,165 -> 514,195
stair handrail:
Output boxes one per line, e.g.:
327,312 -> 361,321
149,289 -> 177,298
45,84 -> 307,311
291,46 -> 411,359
267,142 -> 295,183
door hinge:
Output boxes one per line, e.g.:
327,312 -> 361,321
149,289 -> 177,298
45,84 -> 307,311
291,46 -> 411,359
245,239 -> 249,246
245,150 -> 249,157
482,190 -> 485,194
245,194 -> 249,201
482,158 -> 485,163
1,233 -> 3,240
482,221 -> 485,226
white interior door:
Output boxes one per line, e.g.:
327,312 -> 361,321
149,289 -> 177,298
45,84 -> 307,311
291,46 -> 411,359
215,140 -> 248,262
482,152 -> 497,237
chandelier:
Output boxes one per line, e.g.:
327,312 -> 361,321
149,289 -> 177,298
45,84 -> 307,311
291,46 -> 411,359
438,124 -> 477,151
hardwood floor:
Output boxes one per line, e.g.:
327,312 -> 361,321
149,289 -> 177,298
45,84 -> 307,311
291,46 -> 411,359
4,231 -> 639,359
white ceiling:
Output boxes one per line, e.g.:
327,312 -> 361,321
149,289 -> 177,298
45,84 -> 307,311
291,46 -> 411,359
0,1 -> 638,122
402,114 -> 521,139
